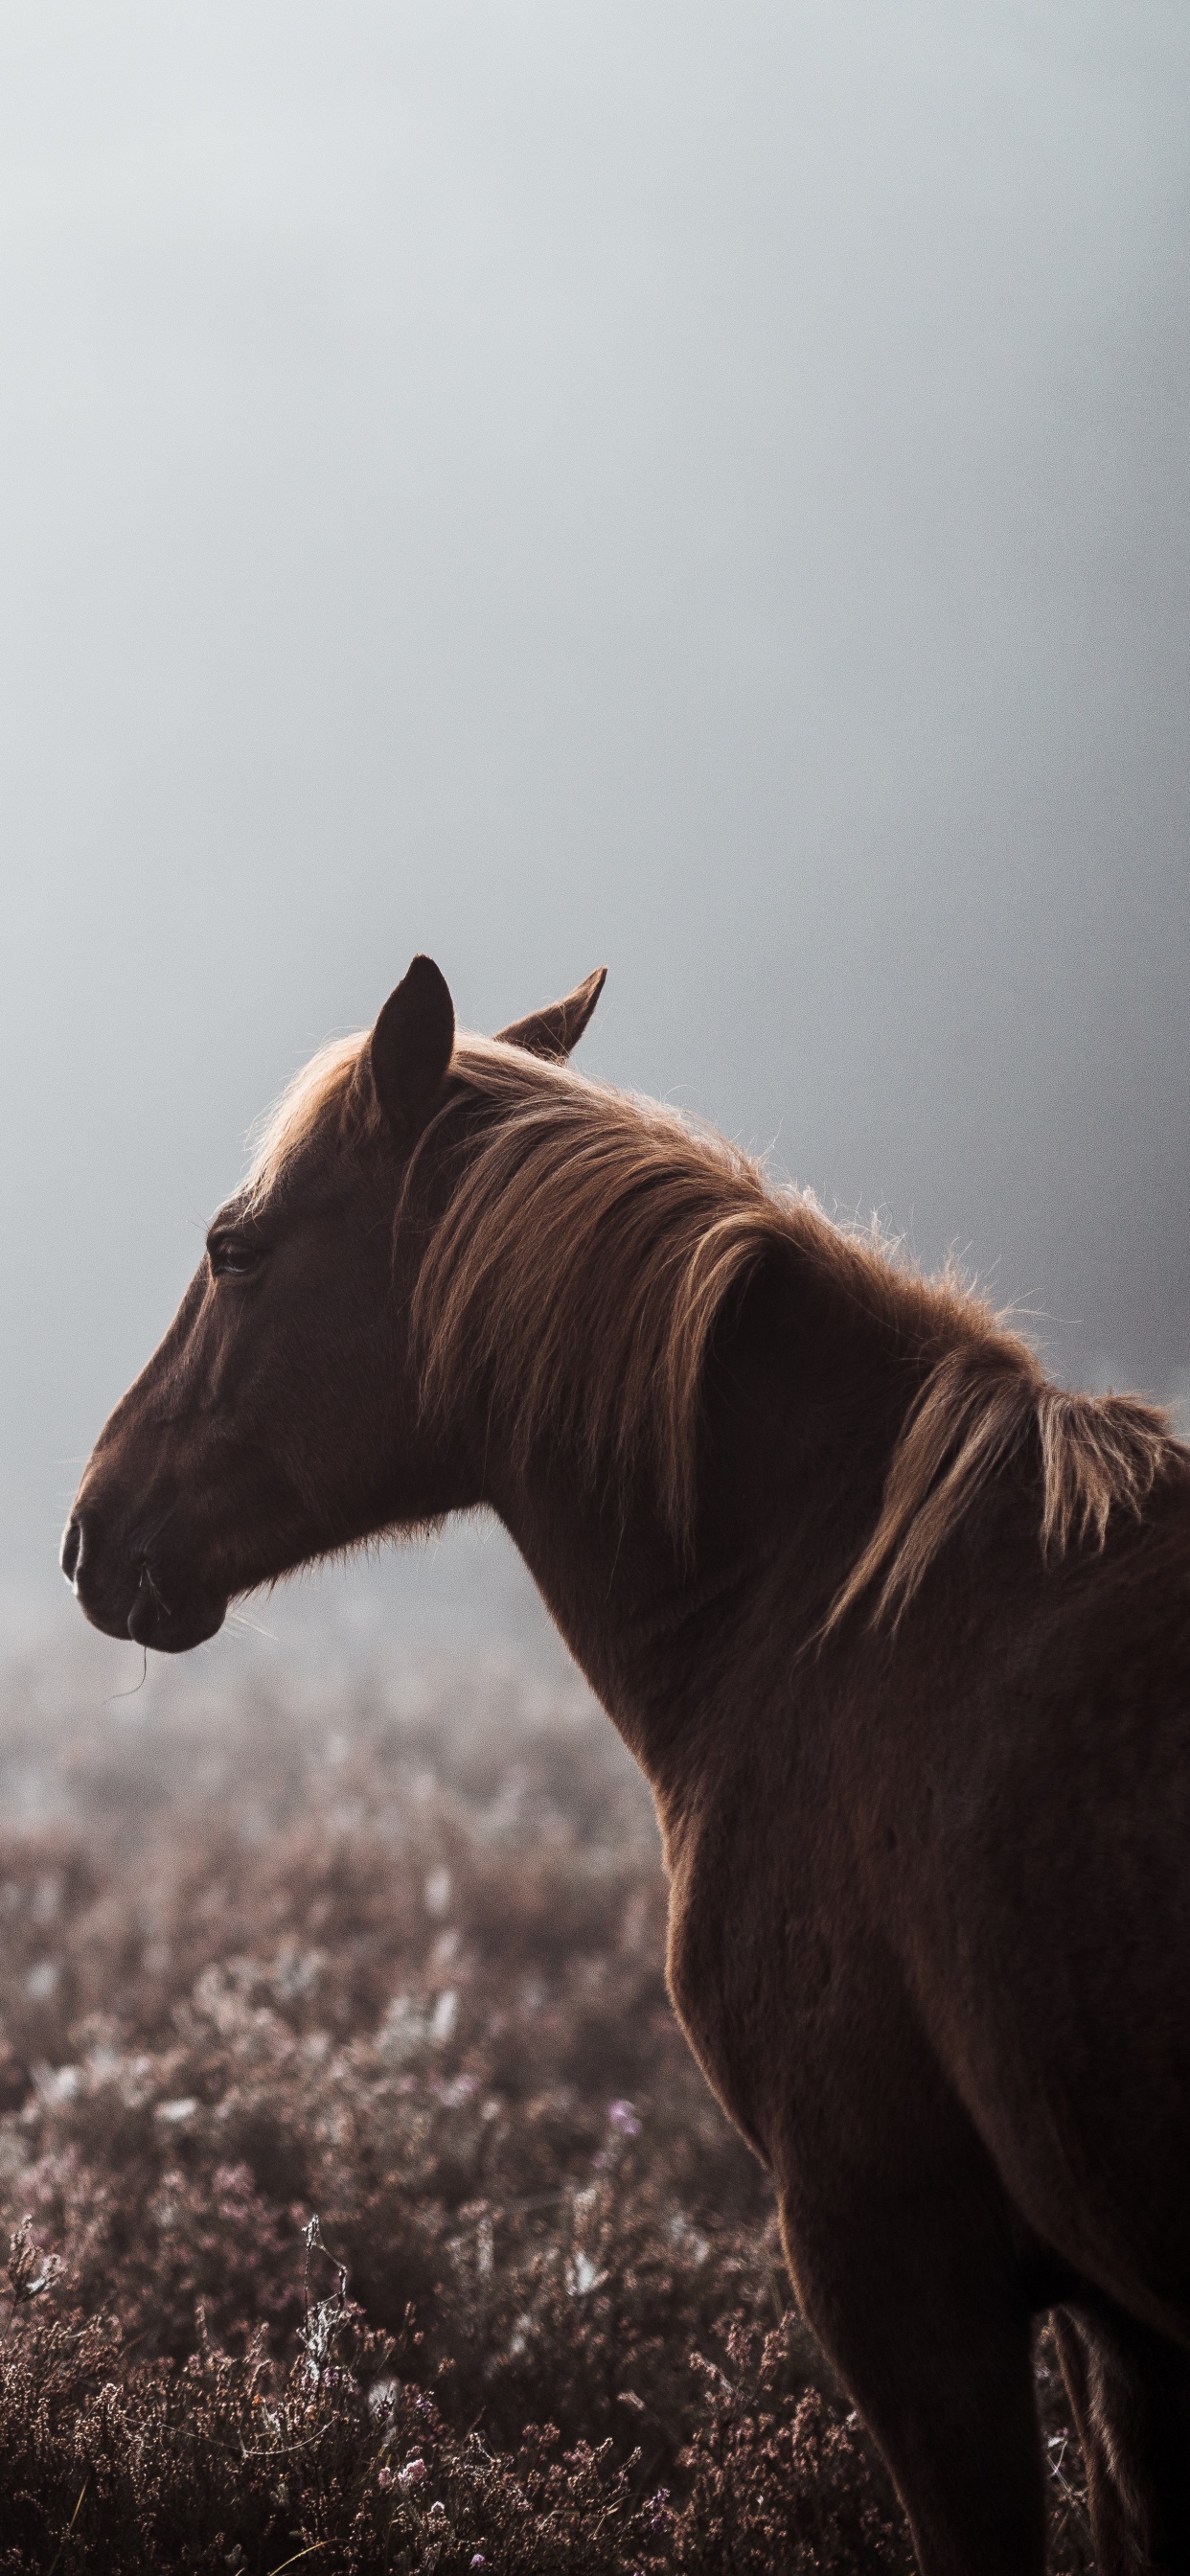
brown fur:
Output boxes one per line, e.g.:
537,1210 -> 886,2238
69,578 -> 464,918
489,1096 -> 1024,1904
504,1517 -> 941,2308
63,961 -> 1190,2576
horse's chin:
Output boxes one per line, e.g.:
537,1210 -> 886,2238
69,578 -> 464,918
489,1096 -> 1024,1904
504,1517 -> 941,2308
125,1572 -> 228,1653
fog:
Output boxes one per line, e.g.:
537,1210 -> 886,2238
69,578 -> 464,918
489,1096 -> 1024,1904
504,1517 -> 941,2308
1,2 -> 1187,1636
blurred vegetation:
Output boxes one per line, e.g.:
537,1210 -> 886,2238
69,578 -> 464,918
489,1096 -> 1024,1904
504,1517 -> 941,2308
0,1644 -> 1090,2569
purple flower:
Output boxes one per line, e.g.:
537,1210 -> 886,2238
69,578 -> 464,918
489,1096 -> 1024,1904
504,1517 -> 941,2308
398,2456 -> 426,2487
607,2098 -> 641,2138
470,2558 -> 487,2569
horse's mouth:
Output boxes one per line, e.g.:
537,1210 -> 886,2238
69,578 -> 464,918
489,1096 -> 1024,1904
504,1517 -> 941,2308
125,1563 -> 227,1652
60,1518 -> 228,1654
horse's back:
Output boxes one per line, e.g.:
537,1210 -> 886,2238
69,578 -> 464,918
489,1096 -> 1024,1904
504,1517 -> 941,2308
869,1486 -> 1190,2332
667,1484 -> 1190,2340
935,1509 -> 1190,2323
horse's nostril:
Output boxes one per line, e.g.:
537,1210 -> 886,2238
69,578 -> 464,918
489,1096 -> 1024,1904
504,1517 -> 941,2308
59,1517 -> 81,1584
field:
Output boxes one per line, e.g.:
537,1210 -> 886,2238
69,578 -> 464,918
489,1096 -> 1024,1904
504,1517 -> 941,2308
0,1603 -> 1092,2572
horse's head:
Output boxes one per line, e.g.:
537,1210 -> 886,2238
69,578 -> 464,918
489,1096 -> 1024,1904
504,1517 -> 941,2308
61,955 -> 605,1651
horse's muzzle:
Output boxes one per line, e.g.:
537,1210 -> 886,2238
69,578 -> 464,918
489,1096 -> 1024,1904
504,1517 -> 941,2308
60,1512 -> 227,1653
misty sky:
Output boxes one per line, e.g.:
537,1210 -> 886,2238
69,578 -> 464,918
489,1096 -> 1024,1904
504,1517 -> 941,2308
1,2 -> 1188,1596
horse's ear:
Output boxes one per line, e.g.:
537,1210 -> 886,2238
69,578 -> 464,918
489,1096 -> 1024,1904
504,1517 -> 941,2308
495,965 -> 606,1063
370,956 -> 456,1138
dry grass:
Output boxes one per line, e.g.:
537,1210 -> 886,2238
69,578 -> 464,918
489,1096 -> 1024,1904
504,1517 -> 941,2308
0,1633 -> 1091,2571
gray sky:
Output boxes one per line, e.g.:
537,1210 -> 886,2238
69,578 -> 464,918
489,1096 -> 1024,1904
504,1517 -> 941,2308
2,1 -> 1188,1596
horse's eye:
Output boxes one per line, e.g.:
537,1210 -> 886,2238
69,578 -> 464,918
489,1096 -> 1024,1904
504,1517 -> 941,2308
207,1233 -> 263,1281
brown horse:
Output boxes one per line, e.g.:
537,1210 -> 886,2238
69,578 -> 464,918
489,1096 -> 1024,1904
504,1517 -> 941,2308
63,957 -> 1190,2575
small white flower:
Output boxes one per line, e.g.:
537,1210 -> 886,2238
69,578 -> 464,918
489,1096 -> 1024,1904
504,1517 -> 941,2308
430,1989 -> 457,2045
423,1865 -> 451,1919
567,2252 -> 607,2297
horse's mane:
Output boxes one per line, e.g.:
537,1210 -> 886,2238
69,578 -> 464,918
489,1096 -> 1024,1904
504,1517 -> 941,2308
249,1031 -> 1179,1629
244,1033 -> 372,1203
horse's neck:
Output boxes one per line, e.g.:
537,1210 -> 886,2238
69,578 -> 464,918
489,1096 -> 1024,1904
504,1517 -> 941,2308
487,1256 -> 902,1802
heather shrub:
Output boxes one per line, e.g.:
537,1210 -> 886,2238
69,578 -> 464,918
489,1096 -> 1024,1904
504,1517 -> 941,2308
667,2325 -> 913,2572
0,1643 -> 1092,2568
0,2284 -> 656,2572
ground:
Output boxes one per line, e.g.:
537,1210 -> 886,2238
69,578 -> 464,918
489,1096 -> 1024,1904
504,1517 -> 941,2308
0,1625 -> 1092,2571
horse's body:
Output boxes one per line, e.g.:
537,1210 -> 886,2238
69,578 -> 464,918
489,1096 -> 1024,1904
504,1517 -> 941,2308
63,959 -> 1190,2574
